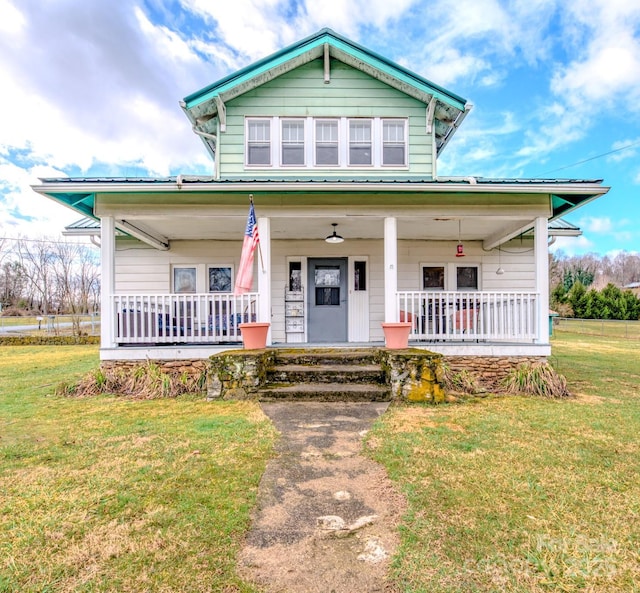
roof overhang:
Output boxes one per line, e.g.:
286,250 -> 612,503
33,176 -> 608,248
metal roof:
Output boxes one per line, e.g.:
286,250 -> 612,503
39,175 -> 603,186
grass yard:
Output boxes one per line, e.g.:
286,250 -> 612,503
368,333 -> 640,592
554,318 -> 640,340
1,335 -> 638,592
0,346 -> 276,593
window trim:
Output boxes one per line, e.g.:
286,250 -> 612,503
245,116 -> 409,170
314,118 -> 340,167
281,118 -> 306,167
245,118 -> 273,167
347,118 -> 373,167
382,118 -> 407,167
420,262 -> 482,291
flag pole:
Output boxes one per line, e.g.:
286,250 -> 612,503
250,194 -> 266,273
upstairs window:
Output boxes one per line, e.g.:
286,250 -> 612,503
281,119 -> 305,165
349,120 -> 372,165
247,119 -> 271,165
383,119 -> 406,166
315,119 -> 339,165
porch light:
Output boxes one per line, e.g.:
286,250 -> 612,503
325,223 -> 344,244
455,219 -> 465,257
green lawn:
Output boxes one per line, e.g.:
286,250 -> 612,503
1,336 -> 638,592
0,346 -> 275,593
368,333 -> 640,592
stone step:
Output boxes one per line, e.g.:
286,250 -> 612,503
258,382 -> 390,402
274,349 -> 380,367
268,364 -> 385,384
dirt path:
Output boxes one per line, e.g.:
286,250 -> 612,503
238,402 -> 406,593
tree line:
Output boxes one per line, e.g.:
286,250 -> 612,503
550,251 -> 640,320
0,237 -> 100,324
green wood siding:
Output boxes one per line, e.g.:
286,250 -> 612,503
218,59 -> 433,177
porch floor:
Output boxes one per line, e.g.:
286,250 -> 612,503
100,340 -> 550,360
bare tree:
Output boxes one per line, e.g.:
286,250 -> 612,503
18,237 -> 55,313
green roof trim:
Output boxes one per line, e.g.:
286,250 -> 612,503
183,28 -> 467,111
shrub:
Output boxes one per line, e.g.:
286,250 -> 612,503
502,362 -> 571,398
442,362 -> 482,394
58,360 -> 208,399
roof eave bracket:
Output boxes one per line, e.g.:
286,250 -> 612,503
426,96 -> 437,134
215,96 -> 226,133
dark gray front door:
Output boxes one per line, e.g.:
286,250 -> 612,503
307,258 -> 348,343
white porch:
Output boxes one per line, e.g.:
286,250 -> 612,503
96,199 -> 553,360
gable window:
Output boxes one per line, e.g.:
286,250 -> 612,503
281,119 -> 305,165
456,266 -> 479,290
315,119 -> 339,165
349,119 -> 372,165
247,119 -> 271,165
383,119 -> 406,166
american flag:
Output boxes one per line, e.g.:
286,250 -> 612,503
234,201 -> 259,294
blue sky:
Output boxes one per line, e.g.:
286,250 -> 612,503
0,0 -> 639,256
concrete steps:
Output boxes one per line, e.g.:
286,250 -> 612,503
259,349 -> 390,402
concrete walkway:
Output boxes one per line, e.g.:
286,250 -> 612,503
239,402 -> 406,593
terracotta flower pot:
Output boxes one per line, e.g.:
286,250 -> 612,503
239,322 -> 270,349
381,322 -> 412,349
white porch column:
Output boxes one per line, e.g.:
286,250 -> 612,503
100,216 -> 116,348
534,216 -> 550,344
384,217 -> 398,322
257,217 -> 272,344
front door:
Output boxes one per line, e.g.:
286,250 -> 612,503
307,258 -> 348,343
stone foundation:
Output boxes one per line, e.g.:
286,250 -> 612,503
101,358 -> 208,377
99,352 -> 547,399
207,349 -> 276,400
445,355 -> 547,389
379,349 -> 445,403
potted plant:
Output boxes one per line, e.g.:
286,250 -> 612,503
381,322 -> 412,349
239,322 -> 270,349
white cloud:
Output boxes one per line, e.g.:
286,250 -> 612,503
577,217 -> 614,233
549,234 -> 595,256
0,0 -> 25,36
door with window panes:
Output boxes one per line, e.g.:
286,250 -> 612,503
307,258 -> 348,342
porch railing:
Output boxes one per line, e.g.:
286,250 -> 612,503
112,293 -> 259,344
397,291 -> 539,342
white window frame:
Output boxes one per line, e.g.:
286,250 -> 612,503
382,119 -> 407,166
245,118 -> 273,167
420,262 -> 482,291
281,118 -> 306,167
244,116 -> 409,170
314,118 -> 340,167
348,118 -> 373,167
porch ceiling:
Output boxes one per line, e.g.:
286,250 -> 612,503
115,212 -> 537,243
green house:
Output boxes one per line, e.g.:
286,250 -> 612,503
33,29 -> 608,367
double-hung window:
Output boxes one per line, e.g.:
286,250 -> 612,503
281,119 -> 305,165
383,119 -> 406,166
247,119 -> 271,165
315,119 -> 339,165
349,119 -> 372,165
